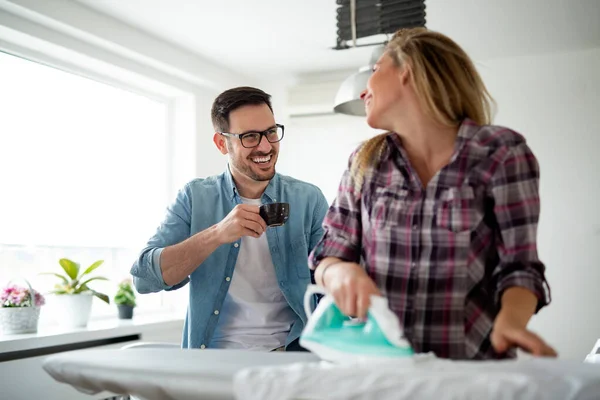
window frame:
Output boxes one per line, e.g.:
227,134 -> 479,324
0,16 -> 203,320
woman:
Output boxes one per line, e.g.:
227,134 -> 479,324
309,28 -> 555,360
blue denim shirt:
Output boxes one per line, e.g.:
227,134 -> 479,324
131,167 -> 328,349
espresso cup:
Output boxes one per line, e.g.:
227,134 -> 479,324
259,202 -> 290,227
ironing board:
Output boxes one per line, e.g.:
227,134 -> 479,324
42,348 -> 318,400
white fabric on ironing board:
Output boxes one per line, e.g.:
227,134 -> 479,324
233,354 -> 600,400
42,348 -> 318,400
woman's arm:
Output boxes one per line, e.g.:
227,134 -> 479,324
308,152 -> 364,272
492,287 -> 556,356
308,152 -> 380,318
489,141 -> 554,356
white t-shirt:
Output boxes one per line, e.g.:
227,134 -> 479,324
209,196 -> 297,351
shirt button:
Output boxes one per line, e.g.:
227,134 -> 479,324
411,262 -> 417,269
225,277 -> 231,282
214,310 -> 219,315
200,344 -> 206,349
412,224 -> 418,230
234,243 -> 239,248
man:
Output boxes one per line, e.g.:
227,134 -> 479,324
131,86 -> 328,351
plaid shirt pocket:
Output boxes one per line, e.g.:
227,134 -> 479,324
369,186 -> 410,227
436,186 -> 482,233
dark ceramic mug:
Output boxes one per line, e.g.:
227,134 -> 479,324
259,202 -> 290,227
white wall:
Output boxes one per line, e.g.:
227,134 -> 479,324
281,47 -> 600,360
480,48 -> 600,361
277,114 -> 377,203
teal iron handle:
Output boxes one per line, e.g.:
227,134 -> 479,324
303,284 -> 328,319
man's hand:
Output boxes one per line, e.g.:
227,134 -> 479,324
215,204 -> 267,244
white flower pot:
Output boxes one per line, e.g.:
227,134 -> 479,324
0,307 -> 41,334
52,293 -> 94,328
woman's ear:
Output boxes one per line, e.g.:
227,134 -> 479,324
213,133 -> 228,155
399,63 -> 411,86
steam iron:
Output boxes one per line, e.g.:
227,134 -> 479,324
300,284 -> 414,363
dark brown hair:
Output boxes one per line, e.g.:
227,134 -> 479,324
211,86 -> 273,132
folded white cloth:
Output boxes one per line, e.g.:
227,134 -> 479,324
233,354 -> 600,400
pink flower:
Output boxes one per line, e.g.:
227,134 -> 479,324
34,291 -> 45,306
0,284 -> 45,307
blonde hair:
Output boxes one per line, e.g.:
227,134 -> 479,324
351,27 -> 494,190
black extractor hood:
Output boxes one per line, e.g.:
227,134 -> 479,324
335,0 -> 427,50
332,0 -> 427,115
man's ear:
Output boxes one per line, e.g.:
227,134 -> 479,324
213,133 -> 228,155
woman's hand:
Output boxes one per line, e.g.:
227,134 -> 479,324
318,260 -> 381,318
491,313 -> 557,357
491,287 -> 557,357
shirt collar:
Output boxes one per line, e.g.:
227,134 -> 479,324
456,118 -> 479,141
224,164 -> 279,202
262,173 -> 279,202
224,164 -> 237,200
383,132 -> 406,166
451,118 -> 480,161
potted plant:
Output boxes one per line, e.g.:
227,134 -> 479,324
0,282 -> 45,334
114,279 -> 136,319
42,258 -> 109,328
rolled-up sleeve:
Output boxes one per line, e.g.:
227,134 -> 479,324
491,143 -> 550,311
308,155 -> 363,269
131,185 -> 192,293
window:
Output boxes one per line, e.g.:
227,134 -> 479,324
0,51 -> 181,321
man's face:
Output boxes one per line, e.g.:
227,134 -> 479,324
219,103 -> 279,182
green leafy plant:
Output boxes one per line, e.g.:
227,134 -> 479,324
42,258 -> 109,304
114,279 -> 136,307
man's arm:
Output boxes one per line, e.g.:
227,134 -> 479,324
160,203 -> 266,285
159,225 -> 222,286
131,184 -> 267,293
308,188 -> 329,253
131,186 -> 195,294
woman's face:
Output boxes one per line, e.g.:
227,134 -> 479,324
361,53 -> 407,131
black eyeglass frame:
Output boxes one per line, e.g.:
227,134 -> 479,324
218,124 -> 285,148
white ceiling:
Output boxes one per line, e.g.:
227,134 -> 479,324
74,0 -> 600,78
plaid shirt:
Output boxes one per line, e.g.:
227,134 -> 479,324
309,119 -> 550,360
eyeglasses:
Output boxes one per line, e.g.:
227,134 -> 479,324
219,124 -> 284,148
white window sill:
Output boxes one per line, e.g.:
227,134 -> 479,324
0,313 -> 183,354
